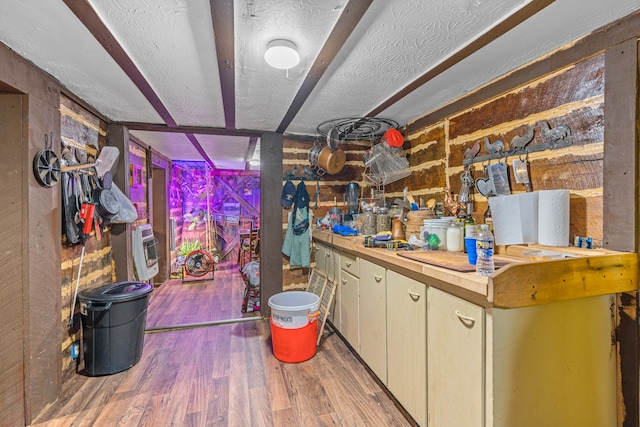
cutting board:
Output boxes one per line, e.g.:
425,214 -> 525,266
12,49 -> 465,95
397,250 -> 515,272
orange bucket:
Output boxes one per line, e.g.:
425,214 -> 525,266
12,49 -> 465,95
270,317 -> 317,363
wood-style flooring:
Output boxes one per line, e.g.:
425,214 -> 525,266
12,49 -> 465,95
30,261 -> 414,426
145,260 -> 260,329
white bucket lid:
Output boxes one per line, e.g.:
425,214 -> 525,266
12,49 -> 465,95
268,291 -> 320,311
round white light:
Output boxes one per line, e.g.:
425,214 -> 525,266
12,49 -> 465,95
264,39 -> 300,70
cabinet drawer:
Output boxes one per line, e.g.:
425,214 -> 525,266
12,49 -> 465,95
340,252 -> 359,277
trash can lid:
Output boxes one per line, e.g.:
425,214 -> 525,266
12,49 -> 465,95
78,281 -> 153,303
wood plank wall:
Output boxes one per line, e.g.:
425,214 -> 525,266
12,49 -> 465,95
418,53 -> 605,245
281,138 -> 372,289
59,95 -> 114,383
281,54 -> 606,289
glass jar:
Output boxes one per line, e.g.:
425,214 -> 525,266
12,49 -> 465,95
388,203 -> 403,220
446,222 -> 464,252
376,207 -> 391,234
362,208 -> 377,235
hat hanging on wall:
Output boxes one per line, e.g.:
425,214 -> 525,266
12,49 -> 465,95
281,179 -> 296,208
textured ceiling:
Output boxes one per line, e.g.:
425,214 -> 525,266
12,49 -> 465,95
0,0 -> 639,169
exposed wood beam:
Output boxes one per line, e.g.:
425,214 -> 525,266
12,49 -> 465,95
367,0 -> 555,119
244,136 -> 259,171
406,9 -> 640,135
210,0 -> 235,130
275,0 -> 374,133
119,122 -> 262,137
185,133 -> 216,169
63,0 -> 177,128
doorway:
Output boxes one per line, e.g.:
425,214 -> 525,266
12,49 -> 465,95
144,161 -> 262,330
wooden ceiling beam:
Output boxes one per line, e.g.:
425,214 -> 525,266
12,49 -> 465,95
210,0 -> 235,130
366,0 -> 555,119
63,0 -> 178,128
120,122 -> 262,137
275,0 -> 374,133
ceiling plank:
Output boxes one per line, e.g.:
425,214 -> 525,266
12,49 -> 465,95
210,0 -> 235,130
275,0 -> 374,134
120,122 -> 261,137
185,133 -> 216,168
63,0 -> 178,127
366,0 -> 555,118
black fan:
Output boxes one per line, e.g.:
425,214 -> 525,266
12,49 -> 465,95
33,147 -> 61,187
184,250 -> 214,277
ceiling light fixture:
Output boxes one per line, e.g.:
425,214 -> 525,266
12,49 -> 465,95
264,39 -> 300,70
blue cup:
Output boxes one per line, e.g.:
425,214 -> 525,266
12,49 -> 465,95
465,238 -> 477,265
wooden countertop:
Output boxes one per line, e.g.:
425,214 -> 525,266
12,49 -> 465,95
313,229 -> 638,309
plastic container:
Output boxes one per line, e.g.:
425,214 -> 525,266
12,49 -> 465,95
270,317 -> 318,363
376,207 -> 391,233
465,238 -> 477,265
78,281 -> 153,376
362,208 -> 377,235
268,291 -> 320,329
420,219 -> 451,250
476,224 -> 495,276
446,222 -> 464,251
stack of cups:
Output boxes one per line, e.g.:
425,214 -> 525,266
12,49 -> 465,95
465,225 -> 478,265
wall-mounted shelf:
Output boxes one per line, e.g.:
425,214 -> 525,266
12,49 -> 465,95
463,137 -> 573,166
463,121 -> 573,166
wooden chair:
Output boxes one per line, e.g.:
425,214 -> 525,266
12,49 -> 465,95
238,225 -> 260,269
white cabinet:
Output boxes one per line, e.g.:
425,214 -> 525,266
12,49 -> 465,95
489,295 -> 616,427
358,259 -> 387,383
313,237 -> 617,427
339,269 -> 359,347
316,242 -> 340,326
386,269 -> 427,427
427,287 -> 484,427
315,241 -> 338,282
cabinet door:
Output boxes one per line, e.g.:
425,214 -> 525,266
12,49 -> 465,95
339,269 -> 359,348
358,259 -> 387,383
427,287 -> 484,427
386,270 -> 427,427
314,242 -> 327,274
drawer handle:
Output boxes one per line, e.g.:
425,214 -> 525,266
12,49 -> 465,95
346,261 -> 352,267
341,279 -> 347,285
326,252 -> 331,257
408,290 -> 421,301
455,310 -> 476,327
374,274 -> 382,282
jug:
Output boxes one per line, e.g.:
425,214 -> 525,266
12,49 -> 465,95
391,218 -> 406,240
344,181 -> 360,215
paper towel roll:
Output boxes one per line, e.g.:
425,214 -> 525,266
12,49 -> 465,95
537,190 -> 570,246
489,193 -> 538,245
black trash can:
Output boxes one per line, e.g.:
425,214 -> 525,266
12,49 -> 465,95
78,281 -> 154,376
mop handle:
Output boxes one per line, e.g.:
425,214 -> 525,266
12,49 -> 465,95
68,244 -> 86,328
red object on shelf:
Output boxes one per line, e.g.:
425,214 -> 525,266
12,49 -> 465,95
382,128 -> 404,147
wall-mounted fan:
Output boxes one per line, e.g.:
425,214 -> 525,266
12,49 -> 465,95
184,250 -> 214,278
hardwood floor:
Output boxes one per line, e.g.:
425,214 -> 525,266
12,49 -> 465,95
145,260 -> 260,329
31,263 -> 414,426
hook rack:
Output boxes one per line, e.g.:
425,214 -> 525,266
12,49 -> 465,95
463,121 -> 572,166
283,166 -> 321,181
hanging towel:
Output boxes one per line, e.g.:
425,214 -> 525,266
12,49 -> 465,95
282,181 -> 313,267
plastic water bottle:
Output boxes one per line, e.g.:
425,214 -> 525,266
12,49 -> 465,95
476,224 -> 495,276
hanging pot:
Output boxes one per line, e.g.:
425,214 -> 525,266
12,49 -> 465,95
308,144 -> 323,168
92,172 -> 120,220
317,146 -> 346,175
